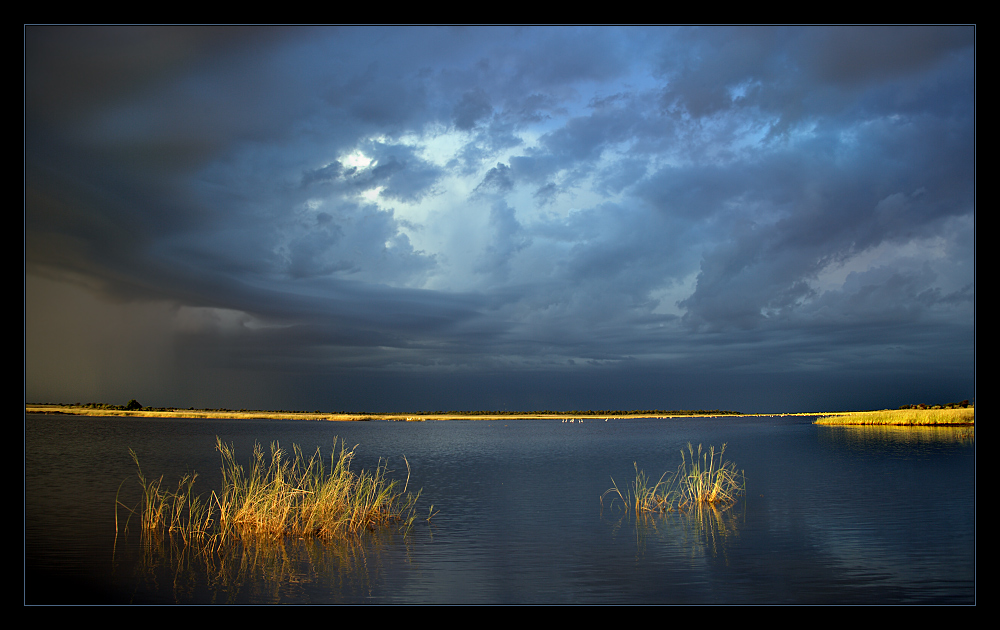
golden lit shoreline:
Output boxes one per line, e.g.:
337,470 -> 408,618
30,404 -> 972,424
813,407 -> 974,426
26,404 -> 753,421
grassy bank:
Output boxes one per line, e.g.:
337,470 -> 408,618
814,407 -> 974,426
118,438 -> 422,544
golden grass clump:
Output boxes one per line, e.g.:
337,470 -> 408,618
814,407 -> 974,426
118,438 -> 421,545
603,443 -> 744,514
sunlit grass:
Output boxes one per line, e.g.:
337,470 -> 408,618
120,450 -> 215,544
117,438 -> 422,545
603,443 -> 744,514
814,407 -> 974,426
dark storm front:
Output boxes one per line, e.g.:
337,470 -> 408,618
25,414 -> 975,604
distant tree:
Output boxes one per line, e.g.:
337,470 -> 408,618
125,399 -> 142,410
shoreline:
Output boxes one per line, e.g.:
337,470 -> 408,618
24,404 -> 805,422
30,404 -> 969,424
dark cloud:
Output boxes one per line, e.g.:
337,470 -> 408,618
533,182 -> 559,206
657,25 -> 973,136
453,88 -> 493,130
539,105 -> 640,163
473,162 -> 514,197
799,25 -> 973,86
301,161 -> 343,187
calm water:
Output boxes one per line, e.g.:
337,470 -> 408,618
25,414 -> 975,604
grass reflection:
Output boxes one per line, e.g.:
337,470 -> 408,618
818,424 -> 975,448
116,526 -> 411,603
605,500 -> 743,562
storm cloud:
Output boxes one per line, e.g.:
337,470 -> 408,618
25,26 -> 974,412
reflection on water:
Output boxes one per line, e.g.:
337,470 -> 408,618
114,529 -> 409,604
818,424 -> 975,448
606,502 -> 742,563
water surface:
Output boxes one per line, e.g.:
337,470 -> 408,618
25,414 -> 975,604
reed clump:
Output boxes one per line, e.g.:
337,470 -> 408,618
603,443 -> 744,514
118,438 -> 421,544
814,407 -> 974,426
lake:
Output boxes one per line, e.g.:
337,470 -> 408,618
25,413 -> 975,604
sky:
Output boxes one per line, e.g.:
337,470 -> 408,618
24,26 -> 975,413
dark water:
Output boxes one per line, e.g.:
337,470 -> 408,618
25,414 -> 975,604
